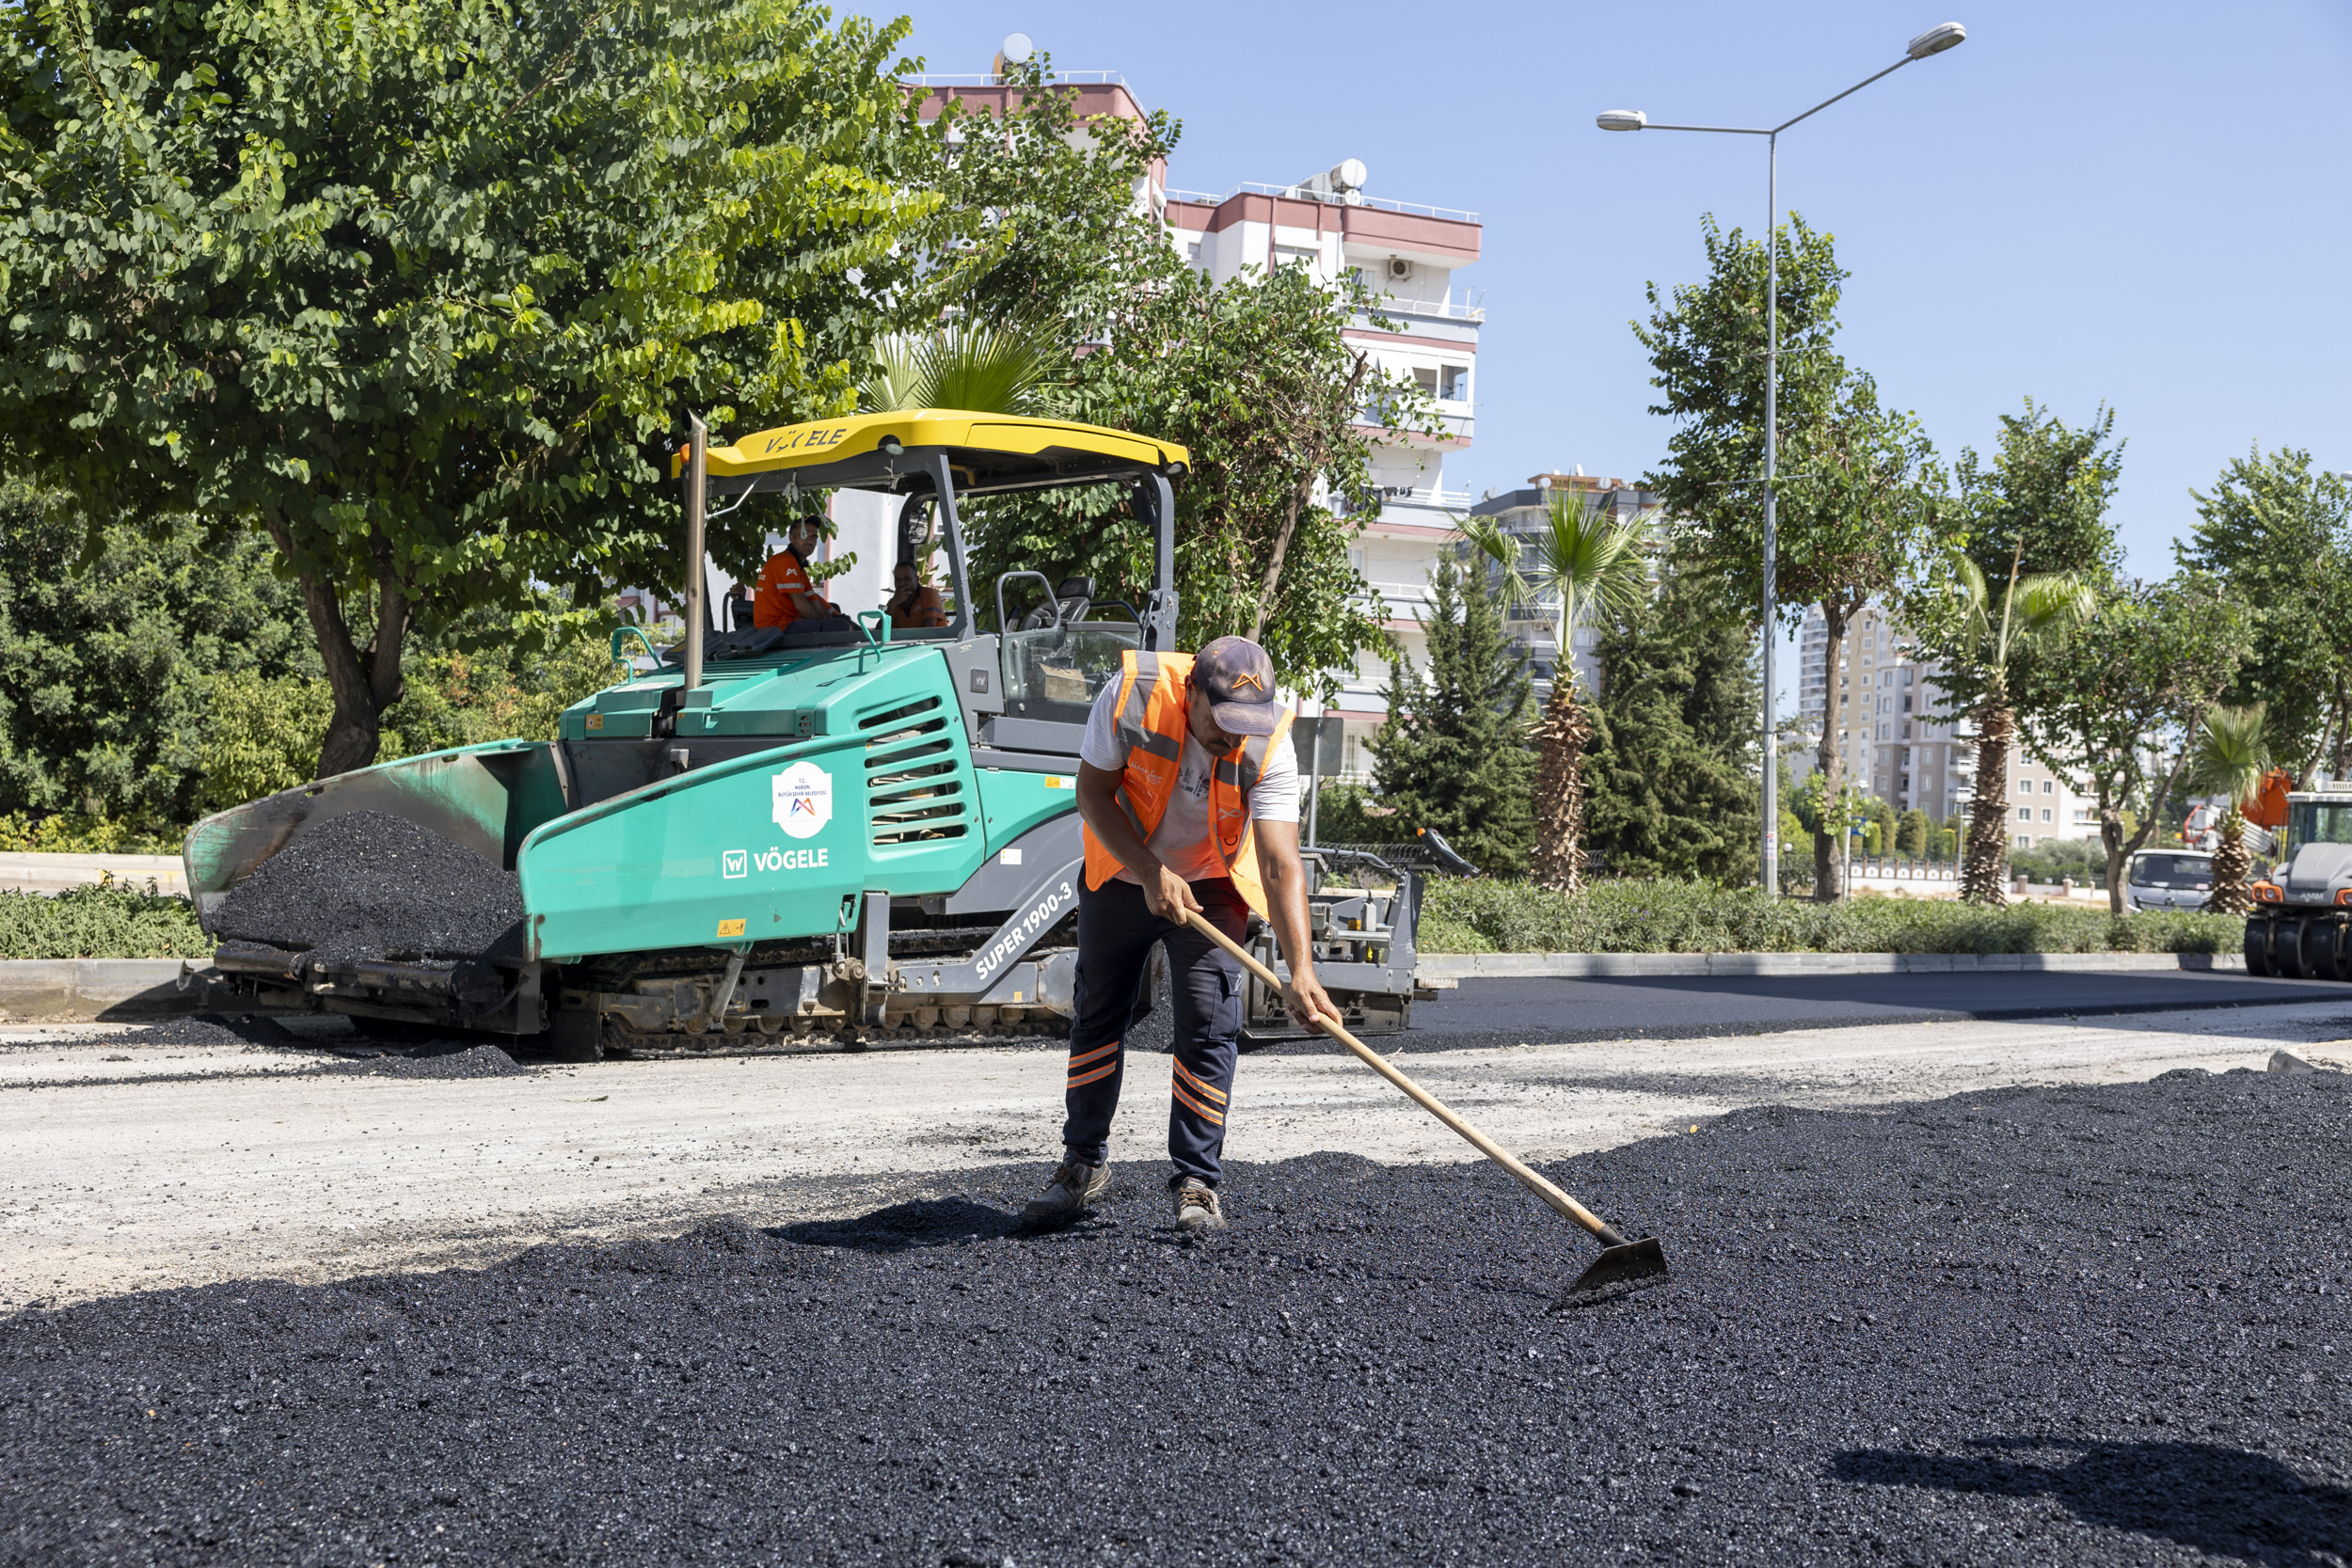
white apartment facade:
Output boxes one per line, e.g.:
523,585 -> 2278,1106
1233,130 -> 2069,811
1165,164 -> 1482,780
1796,603 -> 2099,849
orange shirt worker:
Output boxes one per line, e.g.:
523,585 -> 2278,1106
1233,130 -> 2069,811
753,518 -> 834,628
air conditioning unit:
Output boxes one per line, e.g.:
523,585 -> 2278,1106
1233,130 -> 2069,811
1386,256 -> 1413,282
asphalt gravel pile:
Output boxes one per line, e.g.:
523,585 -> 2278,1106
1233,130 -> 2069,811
210,810 -> 524,969
6,1069 -> 2348,1566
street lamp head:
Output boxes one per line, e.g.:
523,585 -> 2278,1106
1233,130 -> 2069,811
1597,109 -> 1647,132
1905,22 -> 1967,58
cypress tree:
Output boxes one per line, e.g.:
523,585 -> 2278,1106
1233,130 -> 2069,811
1582,570 -> 1761,882
1370,553 -> 1535,876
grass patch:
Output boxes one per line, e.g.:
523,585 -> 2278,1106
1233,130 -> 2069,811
0,883 -> 213,960
1419,878 -> 2241,956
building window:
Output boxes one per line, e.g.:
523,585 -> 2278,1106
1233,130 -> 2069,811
1185,241 -> 1203,266
1901,695 -> 1913,713
1902,669 -> 1915,686
1438,365 -> 1470,401
2016,833 -> 2032,847
2017,806 -> 2032,822
2041,808 -> 2053,822
2016,781 -> 2031,796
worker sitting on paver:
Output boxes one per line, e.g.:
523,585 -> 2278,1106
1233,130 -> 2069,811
1023,636 -> 1338,1233
752,515 -> 836,628
885,560 -> 947,631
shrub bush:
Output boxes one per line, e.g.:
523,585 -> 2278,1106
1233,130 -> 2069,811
0,882 -> 212,959
1419,877 -> 2238,955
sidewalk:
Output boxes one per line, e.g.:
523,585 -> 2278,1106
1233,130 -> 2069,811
0,851 -> 186,896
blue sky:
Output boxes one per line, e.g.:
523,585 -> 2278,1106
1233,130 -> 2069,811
881,0 -> 2350,687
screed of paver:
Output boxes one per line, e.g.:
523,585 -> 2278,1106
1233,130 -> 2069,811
3,999 -> 2345,1309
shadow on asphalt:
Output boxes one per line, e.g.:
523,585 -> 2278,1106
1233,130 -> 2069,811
775,1196 -> 1026,1252
1831,1437 -> 2352,1566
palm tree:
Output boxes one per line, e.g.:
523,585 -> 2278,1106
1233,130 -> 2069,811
2185,703 -> 2272,914
1455,492 -> 1653,891
1944,549 -> 2099,906
858,322 -> 1059,416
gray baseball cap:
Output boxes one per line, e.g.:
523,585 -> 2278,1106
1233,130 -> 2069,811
1193,637 -> 1285,736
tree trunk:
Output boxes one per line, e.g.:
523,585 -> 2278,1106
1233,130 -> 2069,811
1529,678 -> 1590,893
2205,803 -> 2252,914
1961,696 -> 2014,907
1810,606 -> 1850,903
2099,807 -> 2128,913
269,519 -> 412,779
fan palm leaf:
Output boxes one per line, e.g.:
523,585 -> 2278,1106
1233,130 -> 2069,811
858,323 -> 1059,417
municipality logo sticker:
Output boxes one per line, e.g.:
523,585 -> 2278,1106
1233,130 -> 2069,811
771,760 -> 834,840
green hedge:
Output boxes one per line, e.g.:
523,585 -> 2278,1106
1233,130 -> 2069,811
0,884 -> 213,960
1418,878 -> 2240,956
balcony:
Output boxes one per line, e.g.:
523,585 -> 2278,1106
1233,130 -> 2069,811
1359,294 -> 1487,326
1165,182 -> 1480,224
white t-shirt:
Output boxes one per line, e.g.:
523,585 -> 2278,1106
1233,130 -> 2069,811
1080,677 -> 1300,885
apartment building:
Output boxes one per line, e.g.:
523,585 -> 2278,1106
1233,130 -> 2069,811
1796,603 -> 2097,848
1165,163 -> 1482,781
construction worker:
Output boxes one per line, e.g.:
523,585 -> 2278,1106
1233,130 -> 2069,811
1023,635 -> 1338,1233
752,516 -> 834,628
885,560 -> 947,631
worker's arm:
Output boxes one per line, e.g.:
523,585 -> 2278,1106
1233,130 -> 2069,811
790,588 -> 833,619
1075,762 -> 1198,921
1250,818 -> 1339,1030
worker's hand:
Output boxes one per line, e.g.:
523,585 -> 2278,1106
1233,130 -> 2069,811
1284,968 -> 1340,1033
1141,863 -> 1201,925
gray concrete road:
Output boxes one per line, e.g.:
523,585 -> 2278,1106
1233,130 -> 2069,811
6,973 -> 2349,1313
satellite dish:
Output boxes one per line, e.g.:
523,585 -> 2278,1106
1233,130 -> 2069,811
1001,32 -> 1034,64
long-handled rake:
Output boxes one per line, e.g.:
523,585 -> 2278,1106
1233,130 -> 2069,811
1184,909 -> 1669,1307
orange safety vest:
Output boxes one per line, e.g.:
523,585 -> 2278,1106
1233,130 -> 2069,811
1080,650 -> 1295,918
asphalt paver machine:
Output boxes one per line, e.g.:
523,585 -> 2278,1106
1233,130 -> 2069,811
185,411 -> 1422,1055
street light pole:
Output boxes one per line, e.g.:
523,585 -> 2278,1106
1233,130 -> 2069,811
1597,22 -> 1965,899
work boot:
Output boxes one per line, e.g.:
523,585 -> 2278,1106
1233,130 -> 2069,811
1020,1156 -> 1109,1227
1172,1179 -> 1227,1233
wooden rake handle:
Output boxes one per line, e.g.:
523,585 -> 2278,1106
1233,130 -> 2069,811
1180,908 -> 1629,1248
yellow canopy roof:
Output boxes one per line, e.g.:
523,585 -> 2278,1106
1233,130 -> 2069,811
680,409 -> 1189,494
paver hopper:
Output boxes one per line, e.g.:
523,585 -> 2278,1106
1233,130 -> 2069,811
185,412 -> 1422,1056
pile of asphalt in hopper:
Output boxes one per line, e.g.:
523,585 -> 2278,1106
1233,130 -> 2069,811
7,1069 -> 2349,1566
211,809 -> 523,967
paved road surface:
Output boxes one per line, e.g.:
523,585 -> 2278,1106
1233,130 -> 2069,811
5,978 -> 2349,1310
1387,968 -> 2347,1052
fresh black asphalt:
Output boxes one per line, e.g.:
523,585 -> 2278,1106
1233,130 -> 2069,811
4,1069 -> 2347,1565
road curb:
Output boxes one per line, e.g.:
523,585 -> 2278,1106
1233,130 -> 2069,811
0,959 -> 215,1021
1413,949 -> 2250,984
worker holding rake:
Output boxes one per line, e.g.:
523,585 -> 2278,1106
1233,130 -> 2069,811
1023,636 -> 1338,1233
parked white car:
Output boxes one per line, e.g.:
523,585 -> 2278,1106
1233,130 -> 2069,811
2125,850 -> 2215,911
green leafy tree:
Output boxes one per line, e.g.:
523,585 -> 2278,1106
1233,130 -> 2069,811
1860,796 -> 1897,858
0,485 -> 316,832
1637,214 -> 1943,901
1580,569 -> 1759,883
904,65 -> 1428,699
2027,577 -> 2254,913
2184,703 -> 2272,914
1370,554 -> 1534,876
2175,449 -> 2352,783
1895,809 -> 1930,858
1950,401 -> 2125,585
0,0 -> 933,776
1457,493 -> 1653,890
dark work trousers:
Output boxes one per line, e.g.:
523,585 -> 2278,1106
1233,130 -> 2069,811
1060,877 -> 1249,1188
